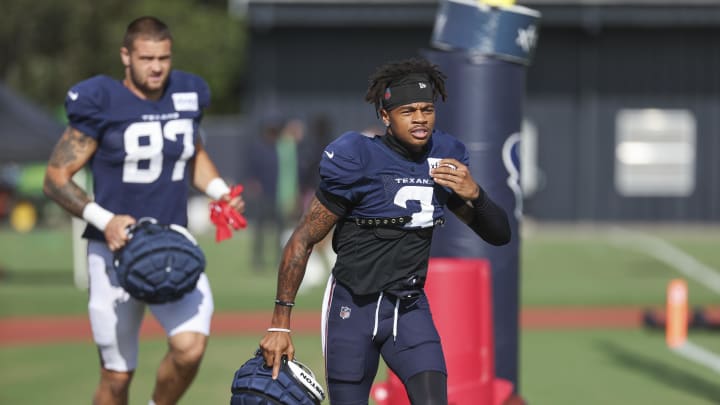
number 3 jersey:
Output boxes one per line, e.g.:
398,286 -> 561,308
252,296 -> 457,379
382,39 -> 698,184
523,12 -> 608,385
316,130 -> 469,296
64,71 -> 210,241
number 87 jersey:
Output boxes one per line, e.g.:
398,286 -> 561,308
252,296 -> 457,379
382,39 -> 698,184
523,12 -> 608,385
65,71 -> 210,241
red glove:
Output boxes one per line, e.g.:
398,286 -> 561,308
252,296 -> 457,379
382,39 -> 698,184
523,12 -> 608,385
209,184 -> 247,243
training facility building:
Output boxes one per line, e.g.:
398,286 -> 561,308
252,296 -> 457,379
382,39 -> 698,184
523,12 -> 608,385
211,0 -> 720,223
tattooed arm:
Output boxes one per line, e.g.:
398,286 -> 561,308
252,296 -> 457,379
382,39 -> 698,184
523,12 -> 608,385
259,196 -> 340,378
43,127 -> 97,217
43,127 -> 135,250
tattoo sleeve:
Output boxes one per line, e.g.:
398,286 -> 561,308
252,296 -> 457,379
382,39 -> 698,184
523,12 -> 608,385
275,197 -> 338,303
43,127 -> 97,217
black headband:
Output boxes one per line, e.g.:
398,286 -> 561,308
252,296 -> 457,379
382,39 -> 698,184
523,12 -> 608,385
381,75 -> 434,111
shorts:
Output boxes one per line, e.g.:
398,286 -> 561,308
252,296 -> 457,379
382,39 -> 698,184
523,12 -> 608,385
87,240 -> 214,372
321,276 -> 446,404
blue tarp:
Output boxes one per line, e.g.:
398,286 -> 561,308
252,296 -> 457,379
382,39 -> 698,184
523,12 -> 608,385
0,83 -> 63,163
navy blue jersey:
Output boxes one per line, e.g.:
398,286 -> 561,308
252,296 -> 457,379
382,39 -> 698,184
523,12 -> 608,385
65,71 -> 210,240
319,131 -> 468,228
317,131 -> 469,295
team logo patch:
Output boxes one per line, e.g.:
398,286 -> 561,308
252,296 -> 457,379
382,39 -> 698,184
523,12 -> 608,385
172,92 -> 199,111
339,306 -> 351,319
427,157 -> 442,174
384,88 -> 392,100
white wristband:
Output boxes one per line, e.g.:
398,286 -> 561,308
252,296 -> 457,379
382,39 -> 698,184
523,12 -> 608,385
82,202 -> 114,232
267,328 -> 291,333
206,178 -> 231,200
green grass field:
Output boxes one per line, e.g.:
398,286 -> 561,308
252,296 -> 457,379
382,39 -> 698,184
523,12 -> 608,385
1,222 -> 720,404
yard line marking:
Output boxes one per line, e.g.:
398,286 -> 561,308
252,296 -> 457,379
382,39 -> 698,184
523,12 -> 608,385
608,227 -> 720,295
673,341 -> 720,374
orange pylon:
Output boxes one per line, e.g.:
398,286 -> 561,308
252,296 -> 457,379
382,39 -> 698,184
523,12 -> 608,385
666,279 -> 688,348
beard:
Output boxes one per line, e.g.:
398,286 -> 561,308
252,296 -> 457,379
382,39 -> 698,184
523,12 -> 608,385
128,66 -> 168,97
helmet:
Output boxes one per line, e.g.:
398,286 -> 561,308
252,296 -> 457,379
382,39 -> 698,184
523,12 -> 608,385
231,350 -> 325,405
113,218 -> 205,304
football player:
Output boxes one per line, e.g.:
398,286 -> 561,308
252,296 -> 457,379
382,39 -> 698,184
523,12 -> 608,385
43,16 -> 244,405
260,58 -> 511,404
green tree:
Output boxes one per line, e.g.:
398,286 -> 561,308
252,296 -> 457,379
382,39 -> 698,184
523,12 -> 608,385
0,0 -> 246,114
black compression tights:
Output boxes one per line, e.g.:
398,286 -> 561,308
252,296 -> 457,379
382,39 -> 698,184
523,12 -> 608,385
405,371 -> 448,405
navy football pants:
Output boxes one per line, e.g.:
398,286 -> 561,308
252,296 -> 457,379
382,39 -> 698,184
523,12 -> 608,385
322,279 -> 447,404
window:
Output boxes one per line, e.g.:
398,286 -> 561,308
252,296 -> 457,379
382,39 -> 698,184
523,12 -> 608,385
615,109 -> 696,197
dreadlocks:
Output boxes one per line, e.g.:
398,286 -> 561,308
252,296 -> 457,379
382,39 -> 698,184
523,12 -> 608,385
364,58 -> 448,112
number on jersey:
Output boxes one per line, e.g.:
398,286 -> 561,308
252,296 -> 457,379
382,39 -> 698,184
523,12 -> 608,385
122,119 -> 194,183
394,185 -> 435,227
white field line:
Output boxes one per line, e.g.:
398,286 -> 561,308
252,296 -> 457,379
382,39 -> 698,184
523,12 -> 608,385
673,341 -> 720,374
606,227 -> 720,374
607,227 -> 720,295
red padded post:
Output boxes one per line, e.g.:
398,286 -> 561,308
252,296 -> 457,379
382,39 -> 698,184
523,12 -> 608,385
371,258 -> 513,405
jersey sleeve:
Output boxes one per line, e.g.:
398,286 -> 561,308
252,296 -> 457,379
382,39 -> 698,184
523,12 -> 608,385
318,132 -> 367,206
173,71 -> 211,111
64,77 -> 106,140
459,142 -> 470,167
197,77 -> 210,111
437,130 -> 472,210
443,130 -> 470,167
